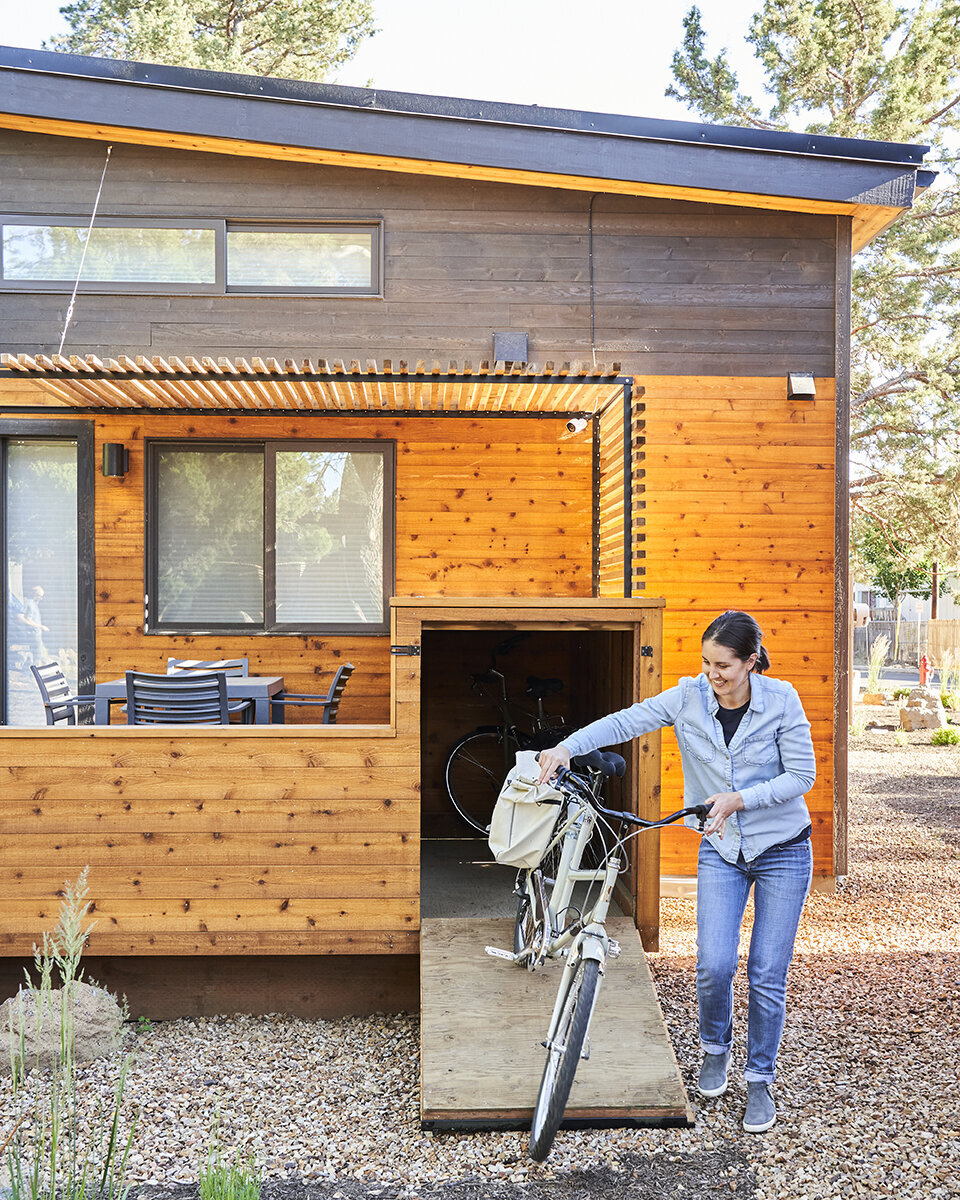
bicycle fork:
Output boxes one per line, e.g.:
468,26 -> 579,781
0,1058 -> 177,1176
541,853 -> 622,1058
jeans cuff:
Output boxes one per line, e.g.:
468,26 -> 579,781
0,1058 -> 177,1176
744,1069 -> 775,1083
700,1040 -> 730,1056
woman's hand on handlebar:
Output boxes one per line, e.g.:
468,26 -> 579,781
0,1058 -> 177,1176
703,791 -> 745,838
537,744 -> 571,784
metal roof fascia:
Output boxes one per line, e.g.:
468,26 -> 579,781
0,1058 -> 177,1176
0,73 -> 922,210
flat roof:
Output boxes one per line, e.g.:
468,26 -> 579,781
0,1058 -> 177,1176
0,44 -> 934,246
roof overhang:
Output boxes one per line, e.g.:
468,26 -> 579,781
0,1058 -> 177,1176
0,354 -> 627,414
0,46 -> 933,254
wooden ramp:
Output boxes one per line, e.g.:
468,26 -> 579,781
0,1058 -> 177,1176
420,916 -> 694,1130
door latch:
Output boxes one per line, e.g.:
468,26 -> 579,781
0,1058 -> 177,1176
390,644 -> 421,656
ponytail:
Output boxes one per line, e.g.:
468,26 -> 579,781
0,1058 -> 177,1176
702,610 -> 770,674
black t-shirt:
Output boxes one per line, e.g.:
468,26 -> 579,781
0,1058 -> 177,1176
716,698 -> 750,746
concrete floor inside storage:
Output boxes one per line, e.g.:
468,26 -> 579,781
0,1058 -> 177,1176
419,838 -> 624,921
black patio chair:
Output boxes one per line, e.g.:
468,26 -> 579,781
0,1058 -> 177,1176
270,662 -> 355,724
165,658 -> 253,721
167,656 -> 249,676
125,669 -> 246,725
30,661 -> 97,725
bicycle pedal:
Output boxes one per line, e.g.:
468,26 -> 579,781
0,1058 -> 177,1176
484,945 -> 517,962
608,940 -> 622,958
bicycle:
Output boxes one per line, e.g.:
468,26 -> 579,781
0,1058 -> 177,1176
444,632 -> 570,834
486,749 -> 707,1162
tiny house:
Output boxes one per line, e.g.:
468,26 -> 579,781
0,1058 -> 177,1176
0,45 -> 931,1013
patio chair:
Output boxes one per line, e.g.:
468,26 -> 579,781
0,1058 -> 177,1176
270,662 -> 355,724
30,661 -> 97,725
167,656 -> 249,676
125,669 -> 247,725
166,658 -> 253,721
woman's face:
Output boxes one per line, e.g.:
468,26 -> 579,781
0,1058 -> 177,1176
701,638 -> 757,701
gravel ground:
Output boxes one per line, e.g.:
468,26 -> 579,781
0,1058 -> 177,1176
2,723 -> 958,1199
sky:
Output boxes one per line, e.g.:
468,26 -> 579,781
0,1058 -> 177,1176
1,0 -> 770,124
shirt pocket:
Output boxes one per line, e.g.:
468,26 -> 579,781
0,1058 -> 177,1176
741,734 -> 780,766
678,721 -> 716,764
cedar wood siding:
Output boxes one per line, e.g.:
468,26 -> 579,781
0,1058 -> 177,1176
0,130 -> 835,375
0,128 -> 839,891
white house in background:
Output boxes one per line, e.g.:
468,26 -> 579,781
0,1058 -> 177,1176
853,577 -> 960,621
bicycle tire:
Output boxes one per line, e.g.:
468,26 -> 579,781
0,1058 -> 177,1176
528,956 -> 601,1162
444,729 -> 515,834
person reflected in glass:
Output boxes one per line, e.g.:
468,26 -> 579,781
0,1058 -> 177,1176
20,585 -> 50,666
537,610 -> 816,1134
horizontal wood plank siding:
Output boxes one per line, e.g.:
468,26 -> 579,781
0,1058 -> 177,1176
0,130 -> 835,376
637,376 -> 836,880
0,728 -> 420,955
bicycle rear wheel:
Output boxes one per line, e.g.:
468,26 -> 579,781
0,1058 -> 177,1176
528,956 -> 600,1162
444,729 -> 514,834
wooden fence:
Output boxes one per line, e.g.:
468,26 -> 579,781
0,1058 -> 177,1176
927,620 -> 960,663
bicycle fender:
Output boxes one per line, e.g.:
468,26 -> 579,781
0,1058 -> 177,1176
576,932 -> 608,965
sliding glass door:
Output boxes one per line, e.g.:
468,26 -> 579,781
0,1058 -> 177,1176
1,422 -> 94,726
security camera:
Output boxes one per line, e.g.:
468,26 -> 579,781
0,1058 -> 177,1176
565,417 -> 588,435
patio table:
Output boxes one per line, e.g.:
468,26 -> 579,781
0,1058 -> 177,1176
93,674 -> 285,725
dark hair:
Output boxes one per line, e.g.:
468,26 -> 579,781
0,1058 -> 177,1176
701,610 -> 770,674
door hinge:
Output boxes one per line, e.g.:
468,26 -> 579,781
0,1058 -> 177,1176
390,644 -> 421,657
641,645 -> 654,657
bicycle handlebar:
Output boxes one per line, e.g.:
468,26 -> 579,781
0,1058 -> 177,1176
551,764 -> 709,831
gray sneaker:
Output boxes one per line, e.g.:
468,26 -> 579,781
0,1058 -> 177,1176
743,1081 -> 777,1132
697,1051 -> 729,1097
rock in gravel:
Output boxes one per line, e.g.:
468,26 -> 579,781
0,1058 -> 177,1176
0,981 -> 123,1073
899,686 -> 946,731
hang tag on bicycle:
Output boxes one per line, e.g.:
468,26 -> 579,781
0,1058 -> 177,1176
484,945 -> 518,962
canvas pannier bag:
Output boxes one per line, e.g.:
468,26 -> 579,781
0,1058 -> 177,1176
488,749 -> 564,869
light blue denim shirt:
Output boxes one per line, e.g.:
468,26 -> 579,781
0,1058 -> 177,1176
560,672 -> 816,864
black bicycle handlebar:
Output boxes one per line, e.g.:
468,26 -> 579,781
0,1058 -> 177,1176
551,763 -> 709,831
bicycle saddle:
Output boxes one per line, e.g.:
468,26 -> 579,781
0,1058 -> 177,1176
571,750 -> 626,778
525,675 -> 564,700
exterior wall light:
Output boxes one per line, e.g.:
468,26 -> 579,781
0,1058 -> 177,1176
787,372 -> 816,401
102,443 -> 130,477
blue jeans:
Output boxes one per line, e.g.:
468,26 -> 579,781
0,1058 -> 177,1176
696,837 -> 812,1083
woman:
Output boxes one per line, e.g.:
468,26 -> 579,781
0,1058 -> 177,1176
537,610 -> 815,1133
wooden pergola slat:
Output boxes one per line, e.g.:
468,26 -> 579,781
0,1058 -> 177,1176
0,353 -> 626,413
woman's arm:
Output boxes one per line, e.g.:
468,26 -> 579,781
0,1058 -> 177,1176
536,683 -> 684,783
739,685 -> 817,810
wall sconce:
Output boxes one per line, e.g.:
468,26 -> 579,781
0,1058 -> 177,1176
102,443 -> 129,477
787,372 -> 816,402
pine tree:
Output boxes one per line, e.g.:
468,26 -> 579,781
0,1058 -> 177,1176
669,1 -> 960,572
47,0 -> 376,83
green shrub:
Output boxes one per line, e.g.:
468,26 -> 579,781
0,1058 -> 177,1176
894,730 -> 908,747
893,687 -> 911,700
932,726 -> 960,746
849,717 -> 866,738
199,1129 -> 261,1200
940,690 -> 960,711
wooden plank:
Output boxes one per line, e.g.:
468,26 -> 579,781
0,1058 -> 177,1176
0,929 -> 420,956
0,896 -> 419,932
0,831 -> 418,867
0,864 -> 420,899
420,917 -> 691,1125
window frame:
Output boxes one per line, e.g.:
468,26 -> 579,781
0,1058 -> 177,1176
225,221 -> 382,296
0,216 -> 383,297
145,438 -> 395,637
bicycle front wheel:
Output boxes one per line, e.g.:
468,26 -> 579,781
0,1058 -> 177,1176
528,956 -> 600,1162
444,729 -> 514,834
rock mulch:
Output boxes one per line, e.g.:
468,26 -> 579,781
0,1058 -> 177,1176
2,726 -> 957,1199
